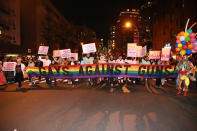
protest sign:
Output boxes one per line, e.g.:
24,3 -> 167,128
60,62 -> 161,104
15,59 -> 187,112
82,43 -> 96,54
136,46 -> 142,57
149,51 -> 161,59
3,62 -> 16,71
161,47 -> 171,61
71,53 -> 78,61
53,50 -> 61,57
127,43 -> 137,57
38,46 -> 49,55
60,49 -> 71,58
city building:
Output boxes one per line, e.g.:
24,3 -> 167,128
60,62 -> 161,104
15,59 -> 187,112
109,9 -> 142,55
140,0 -> 153,49
152,0 -> 197,50
0,0 -> 21,53
0,0 -> 98,55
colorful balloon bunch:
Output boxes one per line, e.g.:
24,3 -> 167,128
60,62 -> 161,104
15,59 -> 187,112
175,29 -> 197,56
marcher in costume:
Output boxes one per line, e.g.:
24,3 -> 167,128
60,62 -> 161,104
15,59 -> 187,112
176,56 -> 194,96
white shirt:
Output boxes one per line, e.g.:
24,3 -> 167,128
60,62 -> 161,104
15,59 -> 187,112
39,57 -> 51,66
70,62 -> 75,65
83,57 -> 94,64
116,59 -> 125,64
125,59 -> 137,64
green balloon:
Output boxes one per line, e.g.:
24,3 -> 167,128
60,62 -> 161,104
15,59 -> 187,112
185,37 -> 190,42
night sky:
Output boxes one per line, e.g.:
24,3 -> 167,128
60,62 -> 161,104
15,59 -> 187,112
51,0 -> 144,41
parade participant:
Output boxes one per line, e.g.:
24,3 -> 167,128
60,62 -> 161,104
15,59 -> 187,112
68,57 -> 78,87
140,56 -> 156,94
98,53 -> 107,88
83,53 -> 94,86
176,56 -> 194,96
58,57 -> 64,65
49,59 -> 58,87
39,55 -> 51,87
116,55 -> 130,93
14,57 -> 26,90
0,61 -> 7,86
28,59 -> 35,86
35,58 -> 43,81
108,55 -> 116,93
125,57 -> 137,87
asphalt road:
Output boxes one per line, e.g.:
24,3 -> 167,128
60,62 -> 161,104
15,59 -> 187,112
0,82 -> 197,131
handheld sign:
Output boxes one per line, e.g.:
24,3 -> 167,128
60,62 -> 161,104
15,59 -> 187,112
38,46 -> 49,55
82,43 -> 96,54
53,50 -> 61,57
149,51 -> 161,59
3,62 -> 16,71
161,47 -> 171,61
60,49 -> 71,58
136,46 -> 142,57
127,43 -> 137,57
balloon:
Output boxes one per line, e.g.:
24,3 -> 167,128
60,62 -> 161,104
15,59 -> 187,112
190,38 -> 196,43
193,41 -> 197,46
181,41 -> 187,45
184,32 -> 189,37
189,33 -> 196,38
182,45 -> 187,50
176,35 -> 181,40
175,47 -> 181,52
180,50 -> 186,56
193,45 -> 197,51
178,43 -> 182,48
175,43 -> 178,48
180,36 -> 185,41
180,31 -> 185,36
176,39 -> 181,43
186,49 -> 191,55
187,44 -> 193,49
185,37 -> 190,42
187,29 -> 192,34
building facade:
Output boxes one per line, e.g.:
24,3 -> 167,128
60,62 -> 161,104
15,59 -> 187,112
0,0 -> 98,55
109,9 -> 142,56
152,0 -> 197,50
0,0 -> 21,53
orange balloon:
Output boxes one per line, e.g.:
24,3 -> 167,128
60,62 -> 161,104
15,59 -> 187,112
176,35 -> 181,40
187,44 -> 193,49
180,31 -> 185,36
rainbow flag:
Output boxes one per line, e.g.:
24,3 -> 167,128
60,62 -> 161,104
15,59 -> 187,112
26,63 -> 178,78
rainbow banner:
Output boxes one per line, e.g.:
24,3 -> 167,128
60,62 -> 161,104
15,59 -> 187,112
26,63 -> 179,78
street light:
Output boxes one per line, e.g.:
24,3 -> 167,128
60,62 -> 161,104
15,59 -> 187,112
125,21 -> 132,28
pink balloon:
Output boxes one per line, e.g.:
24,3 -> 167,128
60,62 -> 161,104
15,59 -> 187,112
193,45 -> 197,51
189,33 -> 196,38
190,38 -> 196,43
176,39 -> 181,43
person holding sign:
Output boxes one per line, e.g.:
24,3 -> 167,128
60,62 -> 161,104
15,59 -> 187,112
83,53 -> 94,86
14,57 -> 26,90
116,55 -> 130,93
39,55 -> 52,87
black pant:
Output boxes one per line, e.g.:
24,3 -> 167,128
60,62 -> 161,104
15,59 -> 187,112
15,72 -> 23,87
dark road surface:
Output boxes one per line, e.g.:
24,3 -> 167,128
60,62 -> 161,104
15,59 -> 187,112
0,82 -> 197,131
